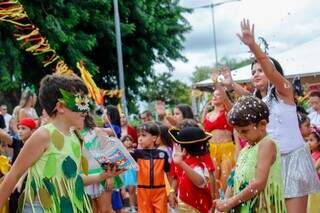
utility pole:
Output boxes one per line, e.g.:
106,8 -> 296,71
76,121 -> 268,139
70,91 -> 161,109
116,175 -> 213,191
113,0 -> 127,115
193,0 -> 241,65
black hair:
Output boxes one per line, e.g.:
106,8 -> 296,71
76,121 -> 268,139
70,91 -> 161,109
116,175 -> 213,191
105,105 -> 121,127
297,112 -> 310,127
175,104 -> 194,119
155,121 -> 173,148
39,74 -> 88,116
252,56 -> 284,102
137,121 -> 160,136
178,118 -> 199,129
84,114 -> 97,129
121,134 -> 133,143
180,141 -> 209,156
228,95 -> 269,127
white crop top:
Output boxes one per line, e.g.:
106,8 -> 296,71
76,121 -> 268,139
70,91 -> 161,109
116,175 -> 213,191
263,96 -> 304,154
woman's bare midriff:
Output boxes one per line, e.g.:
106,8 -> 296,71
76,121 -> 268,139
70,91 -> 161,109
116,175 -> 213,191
209,129 -> 233,144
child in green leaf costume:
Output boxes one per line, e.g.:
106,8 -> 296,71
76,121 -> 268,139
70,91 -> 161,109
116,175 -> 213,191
214,96 -> 286,213
0,74 -> 119,212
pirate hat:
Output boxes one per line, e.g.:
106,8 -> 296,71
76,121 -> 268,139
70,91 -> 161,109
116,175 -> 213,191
168,127 -> 211,144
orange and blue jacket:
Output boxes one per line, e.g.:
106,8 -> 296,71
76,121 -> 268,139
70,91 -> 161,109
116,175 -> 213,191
132,149 -> 170,189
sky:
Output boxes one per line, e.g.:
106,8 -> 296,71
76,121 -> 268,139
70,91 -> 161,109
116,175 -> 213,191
153,0 -> 320,85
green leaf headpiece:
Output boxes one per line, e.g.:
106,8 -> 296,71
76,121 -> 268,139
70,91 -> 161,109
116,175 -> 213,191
58,89 -> 94,112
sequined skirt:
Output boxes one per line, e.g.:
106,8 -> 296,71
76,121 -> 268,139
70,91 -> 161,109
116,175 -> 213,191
281,145 -> 320,198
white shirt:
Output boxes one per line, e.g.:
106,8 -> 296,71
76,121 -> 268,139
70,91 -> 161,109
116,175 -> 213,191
3,113 -> 12,132
308,111 -> 320,128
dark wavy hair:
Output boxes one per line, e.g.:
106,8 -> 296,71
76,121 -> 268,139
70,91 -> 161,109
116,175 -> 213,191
106,105 -> 121,127
252,56 -> 284,102
175,104 -> 194,119
228,95 -> 269,127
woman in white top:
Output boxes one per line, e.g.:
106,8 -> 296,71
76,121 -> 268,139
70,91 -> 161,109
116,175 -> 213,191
223,19 -> 320,213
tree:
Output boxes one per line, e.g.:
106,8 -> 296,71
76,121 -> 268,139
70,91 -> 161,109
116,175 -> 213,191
190,66 -> 212,84
140,71 -> 191,108
0,0 -> 191,113
190,57 -> 251,85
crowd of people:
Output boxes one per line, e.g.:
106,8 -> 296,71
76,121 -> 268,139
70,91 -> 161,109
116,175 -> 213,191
0,19 -> 320,213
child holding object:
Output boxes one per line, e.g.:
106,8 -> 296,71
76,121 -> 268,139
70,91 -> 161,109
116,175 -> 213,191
0,74 -> 121,212
168,126 -> 213,213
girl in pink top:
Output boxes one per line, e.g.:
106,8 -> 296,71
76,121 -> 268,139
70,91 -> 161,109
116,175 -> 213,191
306,126 -> 320,178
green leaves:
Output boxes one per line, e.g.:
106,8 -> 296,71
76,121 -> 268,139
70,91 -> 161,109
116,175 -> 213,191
1,0 -> 191,113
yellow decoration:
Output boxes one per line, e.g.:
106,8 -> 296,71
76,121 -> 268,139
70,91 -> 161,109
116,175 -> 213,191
0,155 -> 10,175
51,130 -> 64,150
39,187 -> 52,209
191,89 -> 203,98
81,156 -> 89,175
77,61 -> 104,105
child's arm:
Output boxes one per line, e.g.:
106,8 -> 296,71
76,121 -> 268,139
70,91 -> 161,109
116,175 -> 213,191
212,69 -> 233,111
0,129 -> 13,146
0,127 -> 50,208
220,66 -> 250,96
173,144 -> 208,187
237,19 -> 294,103
215,140 -> 276,212
81,166 -> 125,186
315,158 -> 320,170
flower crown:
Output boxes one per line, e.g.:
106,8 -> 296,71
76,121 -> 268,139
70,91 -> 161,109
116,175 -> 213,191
58,89 -> 95,112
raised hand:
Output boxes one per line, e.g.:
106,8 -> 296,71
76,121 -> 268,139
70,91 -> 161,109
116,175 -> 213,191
211,68 -> 220,84
172,143 -> 186,165
220,66 -> 233,87
237,19 -> 255,48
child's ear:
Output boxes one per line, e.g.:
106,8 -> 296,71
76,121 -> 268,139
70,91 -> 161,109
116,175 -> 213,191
152,135 -> 158,143
258,119 -> 268,128
55,102 -> 65,114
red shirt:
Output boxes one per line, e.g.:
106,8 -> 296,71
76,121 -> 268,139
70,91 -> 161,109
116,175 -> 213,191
203,108 -> 233,132
170,155 -> 213,213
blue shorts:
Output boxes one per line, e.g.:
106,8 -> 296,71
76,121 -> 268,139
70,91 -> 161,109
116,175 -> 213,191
112,190 -> 123,210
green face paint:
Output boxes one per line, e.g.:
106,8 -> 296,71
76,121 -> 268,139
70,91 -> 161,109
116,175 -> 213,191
58,89 -> 94,112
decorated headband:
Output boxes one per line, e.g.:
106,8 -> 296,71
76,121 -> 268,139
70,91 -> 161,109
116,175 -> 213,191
58,89 -> 94,112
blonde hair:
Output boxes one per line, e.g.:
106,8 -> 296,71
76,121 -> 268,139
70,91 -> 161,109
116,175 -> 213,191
19,90 -> 35,108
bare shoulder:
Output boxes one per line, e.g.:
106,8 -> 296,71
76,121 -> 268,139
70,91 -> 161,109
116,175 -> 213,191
25,126 -> 51,149
259,139 -> 277,161
260,139 -> 276,150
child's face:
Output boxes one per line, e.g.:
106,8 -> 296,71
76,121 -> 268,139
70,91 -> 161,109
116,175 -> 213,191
306,134 -> 320,152
173,108 -> 183,124
235,121 -> 267,144
64,107 -> 87,130
309,96 -> 320,112
300,120 -> 311,138
18,125 -> 33,142
123,137 -> 133,149
138,131 -> 157,149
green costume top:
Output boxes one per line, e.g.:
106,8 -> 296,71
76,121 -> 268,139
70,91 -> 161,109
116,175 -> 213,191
20,123 -> 92,213
232,135 -> 286,213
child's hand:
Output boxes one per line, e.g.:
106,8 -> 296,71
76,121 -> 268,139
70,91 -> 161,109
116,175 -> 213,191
213,199 -> 232,212
100,165 -> 126,180
237,19 -> 255,48
172,144 -> 186,165
168,191 -> 178,208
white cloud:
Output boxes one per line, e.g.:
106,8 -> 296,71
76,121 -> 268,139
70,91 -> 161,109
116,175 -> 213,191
154,0 -> 320,85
